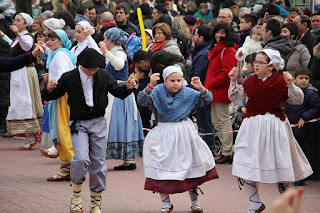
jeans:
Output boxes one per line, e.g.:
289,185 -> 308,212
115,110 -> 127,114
195,104 -> 215,150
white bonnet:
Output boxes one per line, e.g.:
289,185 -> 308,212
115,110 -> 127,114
18,13 -> 33,27
260,49 -> 285,71
163,65 -> 183,80
77,21 -> 95,35
44,18 -> 66,30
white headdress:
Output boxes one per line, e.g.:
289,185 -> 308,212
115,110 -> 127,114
18,13 -> 33,27
261,49 -> 285,71
44,18 -> 66,30
77,21 -> 95,35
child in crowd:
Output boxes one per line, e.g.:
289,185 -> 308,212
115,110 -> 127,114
138,66 -> 219,213
42,48 -> 136,213
228,49 -> 313,213
237,53 -> 257,123
133,65 -> 152,136
285,67 -> 320,186
236,25 -> 263,64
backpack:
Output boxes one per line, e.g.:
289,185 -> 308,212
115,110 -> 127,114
125,33 -> 142,62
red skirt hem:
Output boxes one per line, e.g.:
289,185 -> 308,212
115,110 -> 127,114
144,167 -> 219,194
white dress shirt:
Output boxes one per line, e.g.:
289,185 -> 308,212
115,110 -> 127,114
79,66 -> 94,107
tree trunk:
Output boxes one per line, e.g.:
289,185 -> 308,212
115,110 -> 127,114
15,0 -> 32,15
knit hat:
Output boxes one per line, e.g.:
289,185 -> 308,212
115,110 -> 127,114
54,29 -> 72,49
77,20 -> 95,35
261,49 -> 285,71
18,13 -> 33,27
44,18 -> 66,30
163,65 -> 183,80
104,28 -> 128,46
183,15 -> 197,25
77,48 -> 105,68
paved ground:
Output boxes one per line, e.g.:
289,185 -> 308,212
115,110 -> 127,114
1,137 -> 320,213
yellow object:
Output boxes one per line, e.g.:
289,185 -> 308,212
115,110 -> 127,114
133,75 -> 137,81
137,8 -> 146,51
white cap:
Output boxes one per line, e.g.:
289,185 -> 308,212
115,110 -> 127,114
18,13 -> 33,27
44,18 -> 66,30
77,21 -> 95,35
261,49 -> 285,71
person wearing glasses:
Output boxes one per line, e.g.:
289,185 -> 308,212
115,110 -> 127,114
228,49 -> 312,213
217,8 -> 240,37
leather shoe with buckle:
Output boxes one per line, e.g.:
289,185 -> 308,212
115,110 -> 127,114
40,147 -> 59,158
215,155 -> 233,164
47,174 -> 70,181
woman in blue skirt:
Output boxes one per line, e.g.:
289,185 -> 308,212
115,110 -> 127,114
99,27 -> 144,170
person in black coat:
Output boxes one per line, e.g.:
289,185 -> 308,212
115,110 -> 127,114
42,48 -> 136,213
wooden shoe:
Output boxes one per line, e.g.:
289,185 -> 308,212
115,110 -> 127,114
160,205 -> 173,213
40,148 -> 59,158
19,140 -> 37,150
191,206 -> 203,213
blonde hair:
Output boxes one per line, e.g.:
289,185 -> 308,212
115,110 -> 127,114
249,25 -> 262,39
172,16 -> 191,40
229,5 -> 240,18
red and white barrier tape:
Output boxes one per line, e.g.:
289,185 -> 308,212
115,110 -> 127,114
143,117 -> 320,136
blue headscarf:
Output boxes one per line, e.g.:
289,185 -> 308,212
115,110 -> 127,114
104,28 -> 128,45
46,29 -> 76,67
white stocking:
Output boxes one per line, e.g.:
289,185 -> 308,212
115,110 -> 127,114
160,193 -> 172,211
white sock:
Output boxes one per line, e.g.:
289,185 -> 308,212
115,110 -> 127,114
277,182 -> 290,194
47,145 -> 59,155
242,181 -> 262,212
160,193 -> 172,210
124,159 -> 134,164
188,188 -> 201,208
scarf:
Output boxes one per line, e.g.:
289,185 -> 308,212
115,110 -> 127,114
151,40 -> 168,51
151,84 -> 200,122
102,20 -> 117,28
47,48 -> 76,68
242,72 -> 288,121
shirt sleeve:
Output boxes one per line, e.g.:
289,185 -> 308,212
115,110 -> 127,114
104,49 -> 127,71
228,81 -> 247,102
287,82 -> 304,105
2,34 -> 13,45
18,34 -> 34,52
195,89 -> 213,107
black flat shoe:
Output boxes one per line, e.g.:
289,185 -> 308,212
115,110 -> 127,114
114,163 -> 137,170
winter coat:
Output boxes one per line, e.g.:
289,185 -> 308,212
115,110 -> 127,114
286,40 -> 311,76
239,29 -> 251,47
143,18 -> 154,30
160,39 -> 183,57
187,42 -> 210,84
310,43 -> 320,95
117,20 -> 140,36
264,35 -> 293,63
301,30 -> 317,55
204,41 -> 238,103
236,36 -> 262,61
171,27 -> 190,60
285,84 -> 320,138
193,10 -> 213,24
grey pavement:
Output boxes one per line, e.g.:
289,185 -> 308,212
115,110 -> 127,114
1,137 -> 320,213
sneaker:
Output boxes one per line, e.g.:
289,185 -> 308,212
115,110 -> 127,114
14,134 -> 27,140
114,163 -> 137,170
